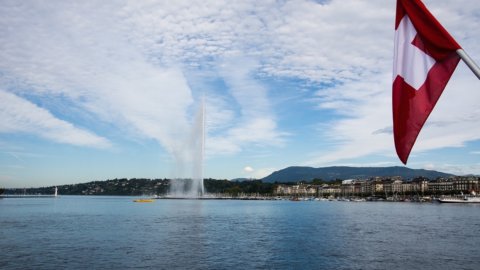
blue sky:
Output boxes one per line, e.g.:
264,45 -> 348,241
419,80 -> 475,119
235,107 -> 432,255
1,0 -> 480,188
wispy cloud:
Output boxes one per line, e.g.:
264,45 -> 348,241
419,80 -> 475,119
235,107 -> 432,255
242,166 -> 276,179
1,0 -> 479,173
206,56 -> 286,155
302,0 -> 480,166
0,0 -> 287,159
420,163 -> 480,176
306,72 -> 394,165
0,0 -> 196,156
0,90 -> 111,148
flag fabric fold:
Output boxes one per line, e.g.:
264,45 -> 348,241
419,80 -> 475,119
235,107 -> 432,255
393,0 -> 461,164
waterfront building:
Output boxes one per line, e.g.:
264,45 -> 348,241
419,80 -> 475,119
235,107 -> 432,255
452,177 -> 479,192
275,184 -> 318,196
340,179 -> 365,196
383,180 -> 393,194
371,178 -> 384,194
401,182 -> 412,193
275,185 -> 292,195
384,179 -> 403,195
428,179 -> 454,193
341,179 -> 355,196
392,179 -> 403,193
353,180 -> 363,194
360,180 -> 372,195
410,178 -> 429,194
274,176 -> 479,198
318,184 -> 341,197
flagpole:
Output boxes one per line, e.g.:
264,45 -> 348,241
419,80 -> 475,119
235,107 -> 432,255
456,49 -> 480,80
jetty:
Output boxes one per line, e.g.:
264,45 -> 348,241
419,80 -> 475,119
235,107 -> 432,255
0,187 -> 58,198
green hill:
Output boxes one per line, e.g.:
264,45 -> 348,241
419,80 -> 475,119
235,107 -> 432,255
261,166 -> 453,183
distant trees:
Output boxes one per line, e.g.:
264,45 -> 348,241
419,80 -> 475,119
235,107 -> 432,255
311,178 -> 325,185
5,178 -> 170,196
5,178 -> 277,196
204,179 -> 275,195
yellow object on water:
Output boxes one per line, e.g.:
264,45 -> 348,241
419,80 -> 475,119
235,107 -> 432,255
133,199 -> 154,203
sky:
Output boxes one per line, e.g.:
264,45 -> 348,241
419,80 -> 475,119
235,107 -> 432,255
1,0 -> 480,188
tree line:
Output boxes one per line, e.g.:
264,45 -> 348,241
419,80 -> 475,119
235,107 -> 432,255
4,178 -> 277,196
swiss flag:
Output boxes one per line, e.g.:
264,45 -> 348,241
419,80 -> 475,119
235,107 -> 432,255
393,0 -> 461,164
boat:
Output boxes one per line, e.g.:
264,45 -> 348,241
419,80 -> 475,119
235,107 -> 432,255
133,199 -> 154,203
439,191 -> 480,203
438,196 -> 480,203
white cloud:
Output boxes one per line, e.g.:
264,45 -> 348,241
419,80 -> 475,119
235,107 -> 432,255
303,0 -> 480,166
308,65 -> 480,166
204,95 -> 236,133
0,0 -> 287,160
241,165 -> 275,179
243,166 -> 254,173
0,0 -> 195,156
307,72 -> 394,165
206,56 -> 286,155
118,0 -> 395,82
251,167 -> 276,179
0,90 -> 110,148
1,0 -> 479,171
420,163 -> 480,176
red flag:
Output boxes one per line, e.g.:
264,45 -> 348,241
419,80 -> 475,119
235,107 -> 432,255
393,0 -> 461,164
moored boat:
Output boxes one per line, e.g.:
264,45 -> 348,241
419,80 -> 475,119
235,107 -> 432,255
438,195 -> 480,203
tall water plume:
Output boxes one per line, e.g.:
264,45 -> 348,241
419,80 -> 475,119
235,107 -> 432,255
169,98 -> 205,197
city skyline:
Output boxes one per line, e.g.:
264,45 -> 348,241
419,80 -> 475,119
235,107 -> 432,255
1,0 -> 480,188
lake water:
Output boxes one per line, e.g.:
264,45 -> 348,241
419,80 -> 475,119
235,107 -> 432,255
1,196 -> 479,270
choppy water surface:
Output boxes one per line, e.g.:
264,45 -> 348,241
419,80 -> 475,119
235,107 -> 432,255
1,196 -> 479,269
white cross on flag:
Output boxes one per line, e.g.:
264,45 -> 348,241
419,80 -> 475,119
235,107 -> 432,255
393,0 -> 461,164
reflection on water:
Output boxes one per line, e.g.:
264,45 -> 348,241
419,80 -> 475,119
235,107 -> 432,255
1,197 -> 479,269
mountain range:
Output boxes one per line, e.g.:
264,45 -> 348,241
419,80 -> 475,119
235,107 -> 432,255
261,166 -> 453,183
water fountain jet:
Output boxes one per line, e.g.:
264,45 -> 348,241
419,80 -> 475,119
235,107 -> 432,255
169,98 -> 205,198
